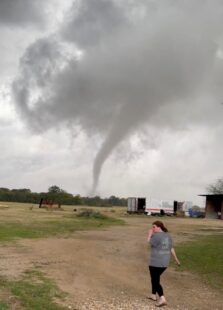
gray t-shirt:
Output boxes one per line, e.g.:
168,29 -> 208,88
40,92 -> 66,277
149,232 -> 173,268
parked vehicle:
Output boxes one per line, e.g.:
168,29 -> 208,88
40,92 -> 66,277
145,198 -> 175,216
128,197 -> 193,216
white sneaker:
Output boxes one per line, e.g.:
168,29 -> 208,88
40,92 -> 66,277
147,294 -> 157,301
155,296 -> 167,307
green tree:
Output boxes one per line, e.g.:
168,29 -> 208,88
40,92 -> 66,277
0,187 -> 10,192
73,194 -> 83,205
48,185 -> 65,193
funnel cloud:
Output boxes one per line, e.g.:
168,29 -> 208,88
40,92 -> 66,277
10,0 -> 223,195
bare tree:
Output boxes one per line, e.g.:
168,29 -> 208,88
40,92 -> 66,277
206,178 -> 223,194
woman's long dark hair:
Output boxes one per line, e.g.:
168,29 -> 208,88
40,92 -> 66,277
153,220 -> 168,232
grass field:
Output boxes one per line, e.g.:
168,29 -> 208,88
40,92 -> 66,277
0,202 -> 125,309
0,270 -> 67,310
0,202 -> 222,309
174,233 -> 223,290
0,203 -> 125,242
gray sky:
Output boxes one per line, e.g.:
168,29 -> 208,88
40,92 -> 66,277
0,0 -> 223,205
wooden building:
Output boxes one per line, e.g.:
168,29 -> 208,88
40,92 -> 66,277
200,194 -> 223,220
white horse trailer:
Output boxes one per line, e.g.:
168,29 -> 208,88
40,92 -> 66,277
145,198 -> 175,215
128,197 -> 192,216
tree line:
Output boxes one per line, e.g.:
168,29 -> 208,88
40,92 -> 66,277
1,177 -> 222,207
0,185 -> 127,207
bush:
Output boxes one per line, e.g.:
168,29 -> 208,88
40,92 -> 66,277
77,209 -> 107,220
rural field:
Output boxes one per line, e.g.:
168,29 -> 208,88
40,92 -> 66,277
0,202 -> 222,310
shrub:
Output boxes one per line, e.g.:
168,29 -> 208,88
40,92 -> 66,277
77,209 -> 107,220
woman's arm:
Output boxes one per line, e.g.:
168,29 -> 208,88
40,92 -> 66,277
147,228 -> 153,242
171,247 -> 180,265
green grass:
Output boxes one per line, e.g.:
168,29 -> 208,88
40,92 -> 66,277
0,214 -> 124,242
0,303 -> 8,310
174,234 -> 223,290
0,270 -> 67,309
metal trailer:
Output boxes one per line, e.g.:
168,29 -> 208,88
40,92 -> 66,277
127,197 -> 137,213
127,197 -> 146,213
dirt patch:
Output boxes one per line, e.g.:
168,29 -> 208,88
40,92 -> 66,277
0,217 -> 222,309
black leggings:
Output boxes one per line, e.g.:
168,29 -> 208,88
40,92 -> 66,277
149,266 -> 166,296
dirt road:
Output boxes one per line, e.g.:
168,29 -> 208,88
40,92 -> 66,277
0,216 -> 222,309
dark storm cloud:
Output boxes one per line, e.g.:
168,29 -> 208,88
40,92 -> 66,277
62,0 -> 129,48
12,36 -> 69,131
0,0 -> 45,27
12,0 -> 223,192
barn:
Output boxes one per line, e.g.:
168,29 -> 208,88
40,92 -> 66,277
200,194 -> 223,219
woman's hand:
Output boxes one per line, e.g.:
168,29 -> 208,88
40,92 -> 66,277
171,248 -> 180,265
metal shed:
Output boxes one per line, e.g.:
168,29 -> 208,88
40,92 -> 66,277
199,194 -> 223,219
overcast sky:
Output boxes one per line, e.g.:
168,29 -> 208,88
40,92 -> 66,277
1,0 -> 223,206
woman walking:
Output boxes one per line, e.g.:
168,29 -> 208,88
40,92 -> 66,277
147,220 -> 180,307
